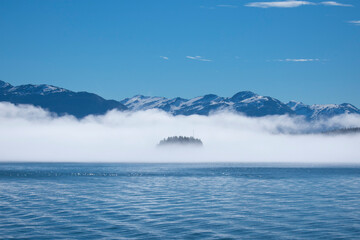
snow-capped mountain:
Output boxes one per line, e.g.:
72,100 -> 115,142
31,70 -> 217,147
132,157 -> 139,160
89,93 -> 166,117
0,80 -> 127,118
121,91 -> 294,117
1,80 -> 359,120
121,92 -> 360,119
287,101 -> 360,120
120,95 -> 188,112
0,81 -> 69,95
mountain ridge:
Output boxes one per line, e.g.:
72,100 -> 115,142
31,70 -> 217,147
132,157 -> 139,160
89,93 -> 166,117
1,80 -> 359,120
121,93 -> 360,120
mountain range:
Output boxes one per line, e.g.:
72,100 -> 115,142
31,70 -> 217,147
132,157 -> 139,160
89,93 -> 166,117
1,80 -> 359,120
0,80 -> 127,118
120,93 -> 360,120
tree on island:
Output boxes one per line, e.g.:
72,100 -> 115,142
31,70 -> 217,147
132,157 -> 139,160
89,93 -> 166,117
158,136 -> 203,147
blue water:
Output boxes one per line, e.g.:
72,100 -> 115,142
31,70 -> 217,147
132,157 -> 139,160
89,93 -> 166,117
0,163 -> 360,239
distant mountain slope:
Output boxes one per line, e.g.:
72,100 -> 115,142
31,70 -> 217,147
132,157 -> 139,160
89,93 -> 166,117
287,101 -> 360,120
0,80 -> 127,118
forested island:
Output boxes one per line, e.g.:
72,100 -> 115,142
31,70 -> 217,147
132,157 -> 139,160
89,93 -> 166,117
158,136 -> 203,147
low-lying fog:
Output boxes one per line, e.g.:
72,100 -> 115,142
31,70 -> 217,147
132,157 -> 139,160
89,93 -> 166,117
0,102 -> 359,164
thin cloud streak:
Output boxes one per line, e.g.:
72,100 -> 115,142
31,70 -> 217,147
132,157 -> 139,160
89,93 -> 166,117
160,56 -> 169,60
186,56 -> 212,62
348,20 -> 360,26
245,0 -> 352,8
245,1 -> 315,8
321,1 -> 353,7
277,58 -> 321,62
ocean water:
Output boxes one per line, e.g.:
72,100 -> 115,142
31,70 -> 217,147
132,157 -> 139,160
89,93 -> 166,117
0,163 -> 360,239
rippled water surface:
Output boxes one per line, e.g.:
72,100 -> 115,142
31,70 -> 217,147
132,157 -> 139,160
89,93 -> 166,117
1,163 -> 360,239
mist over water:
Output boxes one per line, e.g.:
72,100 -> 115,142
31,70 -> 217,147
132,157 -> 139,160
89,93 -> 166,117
0,102 -> 359,163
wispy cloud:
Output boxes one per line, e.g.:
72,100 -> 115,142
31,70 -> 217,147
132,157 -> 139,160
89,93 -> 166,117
245,1 -> 315,8
160,56 -> 169,60
216,4 -> 238,8
277,58 -> 320,62
320,1 -> 353,7
245,0 -> 352,8
186,56 -> 212,62
348,20 -> 360,26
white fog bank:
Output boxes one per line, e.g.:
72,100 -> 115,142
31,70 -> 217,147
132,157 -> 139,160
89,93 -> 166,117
0,102 -> 359,164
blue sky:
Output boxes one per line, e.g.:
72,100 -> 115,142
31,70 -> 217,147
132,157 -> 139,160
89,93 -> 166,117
0,0 -> 359,105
